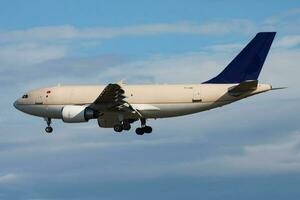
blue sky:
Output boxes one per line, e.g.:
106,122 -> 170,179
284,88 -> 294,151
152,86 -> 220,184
1,0 -> 300,199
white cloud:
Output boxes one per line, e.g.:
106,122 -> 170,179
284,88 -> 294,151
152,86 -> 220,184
206,43 -> 244,52
0,20 -> 256,72
275,35 -> 300,48
0,173 -> 18,184
264,8 -> 300,26
198,19 -> 256,35
76,130 -> 299,181
94,52 -> 226,84
262,8 -> 300,33
0,43 -> 66,67
261,47 -> 300,94
43,130 -> 300,181
174,131 -> 300,176
0,20 -> 256,43
0,26 -> 78,42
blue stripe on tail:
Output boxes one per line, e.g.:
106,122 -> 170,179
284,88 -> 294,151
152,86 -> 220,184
204,32 -> 276,84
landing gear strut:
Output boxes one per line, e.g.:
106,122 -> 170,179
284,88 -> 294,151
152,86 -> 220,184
135,118 -> 152,135
44,118 -> 53,133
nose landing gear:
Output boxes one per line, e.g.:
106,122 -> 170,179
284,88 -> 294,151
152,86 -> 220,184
45,126 -> 53,133
44,118 -> 53,133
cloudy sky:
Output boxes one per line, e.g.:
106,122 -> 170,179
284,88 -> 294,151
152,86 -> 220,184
1,0 -> 300,199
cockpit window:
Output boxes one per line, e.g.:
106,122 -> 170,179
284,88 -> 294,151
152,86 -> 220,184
22,94 -> 28,99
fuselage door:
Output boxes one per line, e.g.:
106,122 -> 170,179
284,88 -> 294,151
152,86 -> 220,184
193,87 -> 202,102
35,95 -> 43,104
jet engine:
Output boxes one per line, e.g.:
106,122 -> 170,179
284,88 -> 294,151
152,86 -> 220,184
62,105 -> 98,123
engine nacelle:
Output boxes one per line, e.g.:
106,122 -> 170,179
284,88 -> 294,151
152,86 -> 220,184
62,105 -> 98,123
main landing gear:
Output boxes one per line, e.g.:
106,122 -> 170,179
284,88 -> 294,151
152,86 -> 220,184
135,118 -> 152,135
113,120 -> 131,133
113,118 -> 152,135
44,117 -> 53,133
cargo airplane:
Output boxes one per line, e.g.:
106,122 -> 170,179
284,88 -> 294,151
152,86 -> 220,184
14,32 -> 282,135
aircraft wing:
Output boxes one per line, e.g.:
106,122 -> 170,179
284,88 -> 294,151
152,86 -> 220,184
90,83 -> 141,116
93,83 -> 125,105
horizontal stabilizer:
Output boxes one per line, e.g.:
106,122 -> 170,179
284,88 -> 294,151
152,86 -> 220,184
271,87 -> 287,90
228,80 -> 258,96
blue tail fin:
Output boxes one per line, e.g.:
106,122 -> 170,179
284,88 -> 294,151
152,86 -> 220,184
204,32 -> 276,84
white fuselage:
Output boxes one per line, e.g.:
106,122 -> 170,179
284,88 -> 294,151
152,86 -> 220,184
14,83 -> 272,120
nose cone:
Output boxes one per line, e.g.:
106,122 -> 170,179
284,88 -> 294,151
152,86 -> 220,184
13,100 -> 20,110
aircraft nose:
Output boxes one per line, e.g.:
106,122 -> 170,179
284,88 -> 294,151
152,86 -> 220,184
13,100 -> 20,110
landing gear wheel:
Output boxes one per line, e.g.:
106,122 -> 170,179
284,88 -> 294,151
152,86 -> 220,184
135,128 -> 144,135
123,123 -> 131,131
45,126 -> 53,133
114,125 -> 123,132
44,118 -> 53,133
143,126 -> 152,134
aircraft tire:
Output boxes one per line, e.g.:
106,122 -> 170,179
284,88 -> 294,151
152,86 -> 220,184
114,125 -> 123,132
123,123 -> 131,131
135,128 -> 144,135
143,126 -> 152,134
45,126 -> 53,133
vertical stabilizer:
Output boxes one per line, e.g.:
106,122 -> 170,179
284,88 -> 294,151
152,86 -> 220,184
204,32 -> 276,84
